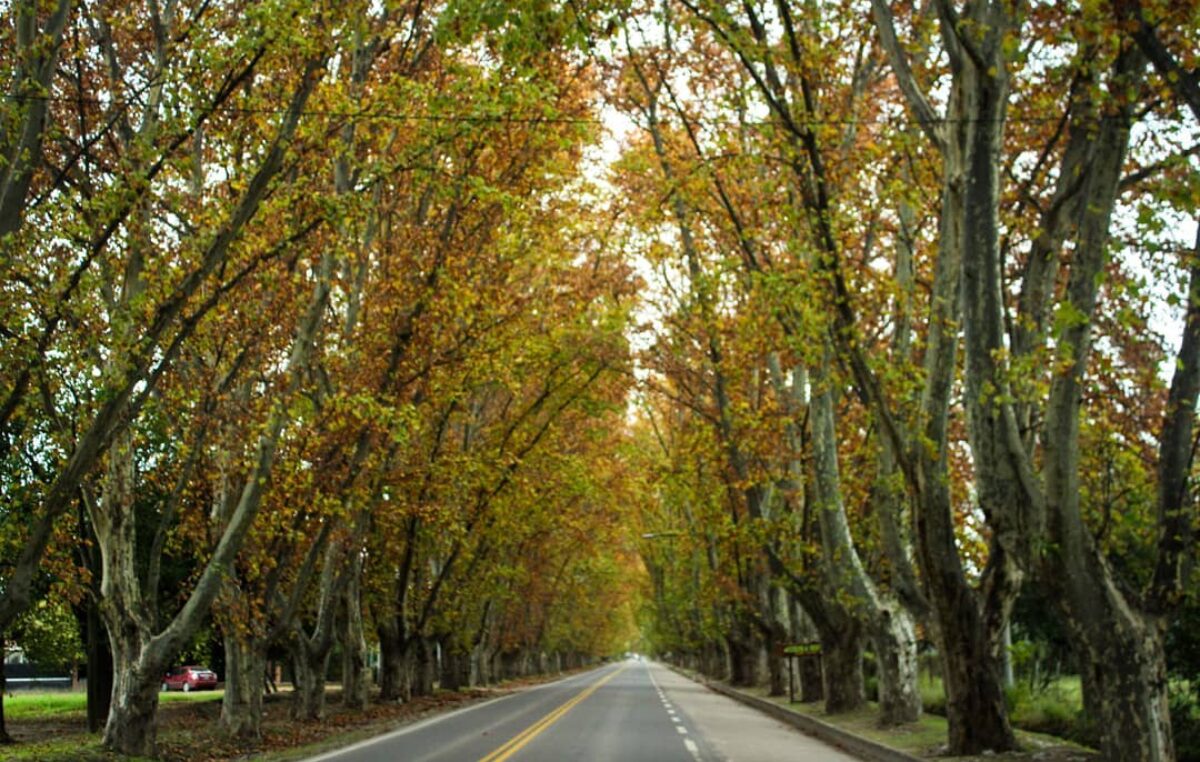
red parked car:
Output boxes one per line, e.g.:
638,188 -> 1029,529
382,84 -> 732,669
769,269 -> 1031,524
161,665 -> 218,692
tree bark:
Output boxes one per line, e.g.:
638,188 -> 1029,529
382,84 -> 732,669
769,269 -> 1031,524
787,596 -> 824,703
872,605 -> 921,725
290,636 -> 331,721
0,0 -> 73,241
765,594 -> 787,698
1038,47 -> 1175,761
377,621 -> 407,701
798,654 -> 823,703
84,597 -> 113,733
104,634 -> 163,757
1058,561 -> 1173,760
868,0 -> 1027,753
726,618 -> 760,687
339,558 -> 369,710
413,637 -> 435,696
810,345 -> 917,721
819,621 -> 864,715
91,49 -> 328,756
219,632 -> 264,739
439,638 -> 471,692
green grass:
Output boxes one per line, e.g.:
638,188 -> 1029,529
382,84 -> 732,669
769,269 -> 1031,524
917,673 -> 1089,743
918,670 -> 945,715
5,689 -> 223,720
753,686 -> 1096,760
1007,678 -> 1084,739
767,695 -> 947,755
0,736 -> 154,762
667,662 -> 1099,762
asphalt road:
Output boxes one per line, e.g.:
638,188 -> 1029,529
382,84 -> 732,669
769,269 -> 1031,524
306,659 -> 860,762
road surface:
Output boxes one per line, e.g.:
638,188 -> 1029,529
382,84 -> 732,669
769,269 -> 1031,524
306,659 -> 860,761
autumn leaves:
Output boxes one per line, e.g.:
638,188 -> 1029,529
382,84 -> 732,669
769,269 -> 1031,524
1,0 -> 639,756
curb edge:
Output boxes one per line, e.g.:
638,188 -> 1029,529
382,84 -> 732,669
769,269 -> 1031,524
665,665 -> 924,762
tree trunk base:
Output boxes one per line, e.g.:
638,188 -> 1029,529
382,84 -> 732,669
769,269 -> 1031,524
873,609 -> 921,725
821,626 -> 865,714
220,634 -> 264,740
103,671 -> 162,757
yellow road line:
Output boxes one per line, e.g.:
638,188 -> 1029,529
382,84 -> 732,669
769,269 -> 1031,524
478,664 -> 630,762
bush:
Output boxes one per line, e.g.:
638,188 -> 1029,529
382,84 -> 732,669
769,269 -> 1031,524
919,672 -> 946,716
1008,684 -> 1087,744
1173,686 -> 1200,762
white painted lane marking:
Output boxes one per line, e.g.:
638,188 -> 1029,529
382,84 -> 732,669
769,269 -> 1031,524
304,666 -> 617,762
645,660 -> 703,761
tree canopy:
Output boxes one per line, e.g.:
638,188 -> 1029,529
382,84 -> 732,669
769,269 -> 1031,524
1,0 -> 1198,760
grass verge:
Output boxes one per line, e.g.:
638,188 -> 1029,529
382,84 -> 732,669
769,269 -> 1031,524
6,689 -> 220,721
669,665 -> 1099,762
3,670 -> 587,762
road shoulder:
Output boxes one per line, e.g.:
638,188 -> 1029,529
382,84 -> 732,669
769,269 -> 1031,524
651,662 -> 862,762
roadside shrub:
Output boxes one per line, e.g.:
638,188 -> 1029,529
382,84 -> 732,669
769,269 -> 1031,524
919,672 -> 946,716
1011,688 -> 1081,742
1172,686 -> 1200,762
922,672 -> 1093,746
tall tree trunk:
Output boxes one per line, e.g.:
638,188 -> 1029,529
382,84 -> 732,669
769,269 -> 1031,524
290,637 -> 331,721
798,654 -> 823,703
819,619 -> 864,714
764,612 -> 787,697
872,605 -> 921,724
810,345 -> 915,720
698,641 -> 720,679
726,627 -> 758,687
412,637 -> 435,696
94,54 -> 328,755
440,638 -> 471,692
339,556 -> 368,710
219,632 -> 264,739
1039,47 -> 1173,760
916,455 -> 1013,752
871,0 -> 1018,750
104,631 -> 163,757
377,621 -> 406,701
84,599 -> 113,733
1057,557 -> 1173,760
788,596 -> 824,703
99,429 -> 161,756
439,635 -> 456,689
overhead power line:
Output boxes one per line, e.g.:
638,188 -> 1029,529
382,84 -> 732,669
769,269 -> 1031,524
2,91 -> 1194,130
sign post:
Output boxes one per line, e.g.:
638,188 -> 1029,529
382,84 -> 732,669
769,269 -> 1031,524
782,642 -> 822,704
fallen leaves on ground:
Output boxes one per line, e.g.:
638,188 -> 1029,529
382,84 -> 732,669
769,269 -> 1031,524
7,686 -> 500,762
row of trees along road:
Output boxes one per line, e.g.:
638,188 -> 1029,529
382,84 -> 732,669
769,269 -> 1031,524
2,0 -> 1200,760
623,0 -> 1199,761
0,0 -> 645,756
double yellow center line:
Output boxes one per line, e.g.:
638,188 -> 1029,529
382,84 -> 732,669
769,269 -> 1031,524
478,663 -> 631,762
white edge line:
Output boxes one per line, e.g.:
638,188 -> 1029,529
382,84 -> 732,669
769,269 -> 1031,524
649,662 -> 705,761
301,665 -> 615,762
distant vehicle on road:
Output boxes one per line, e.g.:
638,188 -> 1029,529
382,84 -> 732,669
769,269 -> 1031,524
161,665 -> 218,692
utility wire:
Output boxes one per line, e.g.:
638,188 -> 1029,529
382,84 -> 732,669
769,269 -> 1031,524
2,91 -> 1194,129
